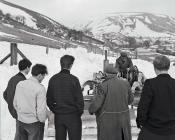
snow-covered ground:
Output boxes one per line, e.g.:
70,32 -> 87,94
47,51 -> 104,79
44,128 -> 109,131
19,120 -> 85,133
1,41 -> 175,140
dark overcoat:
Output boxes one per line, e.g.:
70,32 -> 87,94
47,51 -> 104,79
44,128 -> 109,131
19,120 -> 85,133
137,74 -> 175,139
3,72 -> 26,119
89,75 -> 133,140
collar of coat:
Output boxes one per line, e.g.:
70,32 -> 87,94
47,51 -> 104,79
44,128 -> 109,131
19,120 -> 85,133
18,72 -> 26,79
60,69 -> 70,74
103,74 -> 117,83
103,74 -> 128,83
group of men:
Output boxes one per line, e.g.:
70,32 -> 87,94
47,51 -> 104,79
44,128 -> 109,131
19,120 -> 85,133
3,53 -> 175,140
3,55 -> 84,140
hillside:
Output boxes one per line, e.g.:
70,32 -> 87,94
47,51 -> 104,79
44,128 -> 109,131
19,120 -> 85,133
83,12 -> 175,45
1,0 -> 175,53
0,0 -> 68,38
0,0 -> 104,51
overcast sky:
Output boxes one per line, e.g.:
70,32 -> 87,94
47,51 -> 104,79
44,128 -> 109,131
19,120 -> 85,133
5,0 -> 175,28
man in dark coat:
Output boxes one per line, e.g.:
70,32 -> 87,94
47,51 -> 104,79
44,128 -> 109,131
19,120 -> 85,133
89,65 -> 133,140
115,52 -> 133,78
137,55 -> 175,140
47,55 -> 84,140
3,58 -> 32,140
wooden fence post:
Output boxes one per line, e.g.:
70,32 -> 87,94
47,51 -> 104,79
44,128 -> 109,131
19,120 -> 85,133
0,43 -> 28,65
103,50 -> 109,72
46,46 -> 49,54
10,43 -> 18,66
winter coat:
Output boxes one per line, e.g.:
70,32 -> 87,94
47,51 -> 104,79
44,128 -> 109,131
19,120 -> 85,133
137,74 -> 175,135
89,75 -> 133,140
3,72 -> 26,119
47,69 -> 84,116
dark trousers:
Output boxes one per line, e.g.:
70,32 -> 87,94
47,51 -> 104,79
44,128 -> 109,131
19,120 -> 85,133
54,113 -> 82,140
14,120 -> 20,140
18,121 -> 45,140
138,127 -> 175,140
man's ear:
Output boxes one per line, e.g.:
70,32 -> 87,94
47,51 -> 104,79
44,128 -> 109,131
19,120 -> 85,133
36,74 -> 42,79
69,64 -> 73,70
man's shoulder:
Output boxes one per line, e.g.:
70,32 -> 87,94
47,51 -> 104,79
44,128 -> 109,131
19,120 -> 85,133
49,72 -> 79,82
118,77 -> 131,86
70,74 -> 79,80
49,73 -> 59,81
9,73 -> 18,81
143,78 -> 155,86
37,84 -> 46,92
102,76 -> 127,84
8,73 -> 24,85
10,73 -> 25,81
18,79 -> 45,91
15,80 -> 27,91
101,76 -> 130,90
16,79 -> 28,86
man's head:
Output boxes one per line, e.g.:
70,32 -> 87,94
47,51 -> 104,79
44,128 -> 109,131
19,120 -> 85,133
120,52 -> 127,57
31,64 -> 48,83
105,64 -> 119,74
18,58 -> 32,75
153,55 -> 170,75
60,55 -> 75,70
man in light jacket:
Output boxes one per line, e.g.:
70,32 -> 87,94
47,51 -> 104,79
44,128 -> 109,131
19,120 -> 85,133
14,64 -> 48,140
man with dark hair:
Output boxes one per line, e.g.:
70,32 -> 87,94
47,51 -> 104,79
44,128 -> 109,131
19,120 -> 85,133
137,55 -> 175,140
18,58 -> 32,71
13,64 -> 48,140
3,58 -> 32,140
47,55 -> 84,140
60,54 -> 75,68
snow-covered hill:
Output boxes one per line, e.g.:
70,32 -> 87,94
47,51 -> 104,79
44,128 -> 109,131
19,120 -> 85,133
84,12 -> 175,43
0,0 -> 105,52
1,0 -> 175,52
0,0 -> 68,38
